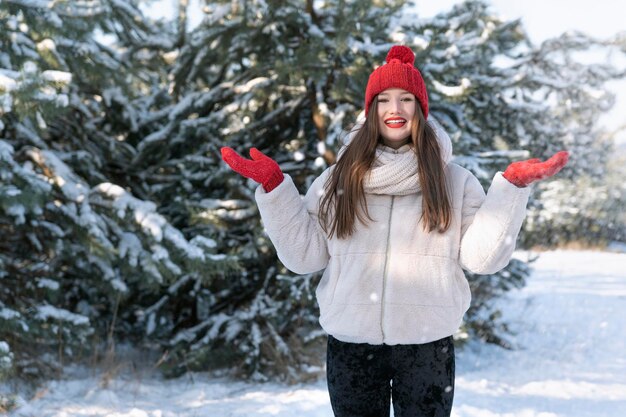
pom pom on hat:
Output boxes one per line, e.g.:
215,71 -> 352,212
364,45 -> 428,118
386,45 -> 415,65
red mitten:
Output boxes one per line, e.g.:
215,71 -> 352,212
503,151 -> 569,187
221,147 -> 284,192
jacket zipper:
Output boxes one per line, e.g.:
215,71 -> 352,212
380,195 -> 395,342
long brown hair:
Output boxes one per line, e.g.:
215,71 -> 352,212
319,96 -> 451,239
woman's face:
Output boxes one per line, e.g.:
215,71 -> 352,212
376,88 -> 417,149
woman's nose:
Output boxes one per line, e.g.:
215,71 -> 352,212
389,99 -> 401,113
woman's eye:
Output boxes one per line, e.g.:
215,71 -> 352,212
378,99 -> 389,103
402,98 -> 414,102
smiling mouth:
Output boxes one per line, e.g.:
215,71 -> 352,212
385,118 -> 407,128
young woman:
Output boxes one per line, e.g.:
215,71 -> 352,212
221,45 -> 568,417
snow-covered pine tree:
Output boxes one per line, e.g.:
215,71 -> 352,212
0,0 -> 235,381
518,32 -> 626,248
152,0 -> 406,381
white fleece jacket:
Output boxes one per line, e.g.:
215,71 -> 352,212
255,138 -> 531,345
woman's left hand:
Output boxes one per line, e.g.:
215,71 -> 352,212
503,151 -> 569,187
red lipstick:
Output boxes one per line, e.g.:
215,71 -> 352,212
384,117 -> 407,128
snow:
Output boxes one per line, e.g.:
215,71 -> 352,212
0,72 -> 17,91
0,308 -> 21,320
7,250 -> 626,416
36,278 -> 60,291
119,233 -> 142,267
35,305 -> 90,327
189,235 -> 217,249
40,70 -> 72,85
96,182 -> 209,261
432,78 -> 472,97
32,149 -> 89,203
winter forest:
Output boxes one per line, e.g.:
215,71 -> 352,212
1,0 -> 625,414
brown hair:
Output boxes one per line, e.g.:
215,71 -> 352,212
319,97 -> 451,239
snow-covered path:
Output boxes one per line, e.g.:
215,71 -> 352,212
8,250 -> 626,417
454,250 -> 626,417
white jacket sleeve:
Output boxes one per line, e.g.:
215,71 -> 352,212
255,172 -> 330,274
459,172 -> 531,274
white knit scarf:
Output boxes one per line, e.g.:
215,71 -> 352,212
360,117 -> 453,195
364,145 -> 420,195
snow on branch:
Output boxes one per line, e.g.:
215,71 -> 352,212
36,305 -> 90,326
432,78 -> 472,97
95,182 -> 214,261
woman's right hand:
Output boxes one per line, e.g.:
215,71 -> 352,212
220,147 -> 284,192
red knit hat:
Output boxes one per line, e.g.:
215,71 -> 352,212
364,45 -> 428,118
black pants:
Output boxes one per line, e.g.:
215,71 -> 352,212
326,335 -> 455,417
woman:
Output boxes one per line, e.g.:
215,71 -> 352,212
221,45 -> 568,417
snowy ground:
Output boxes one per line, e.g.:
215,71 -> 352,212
7,250 -> 626,417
